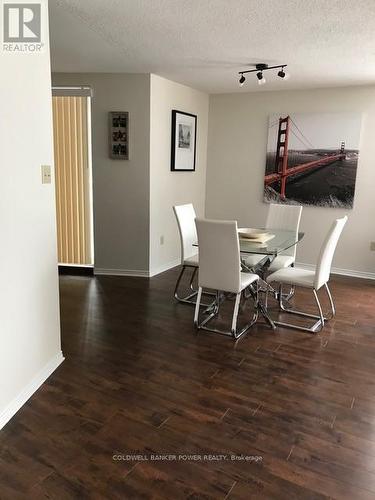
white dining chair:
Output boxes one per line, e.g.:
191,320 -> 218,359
173,204 -> 200,304
266,216 -> 347,333
244,203 -> 302,272
194,218 -> 259,340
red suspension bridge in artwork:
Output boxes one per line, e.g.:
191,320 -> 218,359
264,116 -> 346,200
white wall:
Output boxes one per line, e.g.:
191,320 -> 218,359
52,73 -> 151,275
206,86 -> 375,276
0,0 -> 63,428
149,74 -> 209,275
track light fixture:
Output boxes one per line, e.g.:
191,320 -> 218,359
238,63 -> 288,87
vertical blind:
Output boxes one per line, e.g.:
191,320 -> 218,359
52,96 -> 92,265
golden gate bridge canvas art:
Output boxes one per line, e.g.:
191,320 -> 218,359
264,112 -> 361,208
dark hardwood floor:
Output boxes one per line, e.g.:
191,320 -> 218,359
1,269 -> 375,499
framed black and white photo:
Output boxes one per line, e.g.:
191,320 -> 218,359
171,110 -> 197,171
109,111 -> 129,160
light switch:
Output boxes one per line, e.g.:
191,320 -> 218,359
41,165 -> 51,184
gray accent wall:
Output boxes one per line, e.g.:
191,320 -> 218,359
206,86 -> 375,275
52,73 -> 151,275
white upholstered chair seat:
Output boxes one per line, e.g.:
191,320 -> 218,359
241,272 -> 259,289
184,254 -> 199,267
267,267 -> 316,288
269,255 -> 295,271
243,254 -> 264,267
244,254 -> 294,272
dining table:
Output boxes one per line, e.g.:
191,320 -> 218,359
195,228 -> 304,330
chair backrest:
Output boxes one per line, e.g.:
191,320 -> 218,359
265,203 -> 303,258
195,218 -> 242,294
314,216 -> 348,289
173,204 -> 198,264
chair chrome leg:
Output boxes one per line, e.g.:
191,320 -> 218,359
195,287 -> 258,341
189,266 -> 198,292
325,283 -> 336,319
231,293 -> 241,335
282,285 -> 295,302
247,280 -> 275,330
273,284 -> 329,333
279,290 -> 330,320
174,265 -> 214,306
233,284 -> 259,340
278,284 -> 283,309
194,289 -> 220,330
194,287 -> 203,327
174,266 -> 195,303
313,289 -> 325,331
282,263 -> 296,301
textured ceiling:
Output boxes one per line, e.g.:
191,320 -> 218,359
49,0 -> 375,93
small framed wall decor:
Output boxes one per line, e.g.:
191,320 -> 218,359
109,111 -> 129,159
170,110 -> 197,171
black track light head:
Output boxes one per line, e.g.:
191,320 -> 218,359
239,74 -> 245,86
257,71 -> 266,85
278,69 -> 286,78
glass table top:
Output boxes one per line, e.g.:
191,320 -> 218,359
239,229 -> 304,255
194,229 -> 304,256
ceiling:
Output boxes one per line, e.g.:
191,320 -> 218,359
49,0 -> 375,94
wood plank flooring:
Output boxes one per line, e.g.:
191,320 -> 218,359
1,269 -> 375,499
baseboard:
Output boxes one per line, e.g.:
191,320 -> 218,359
94,268 -> 149,277
94,260 -> 180,278
149,259 -> 180,277
296,262 -> 375,281
0,351 -> 64,430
